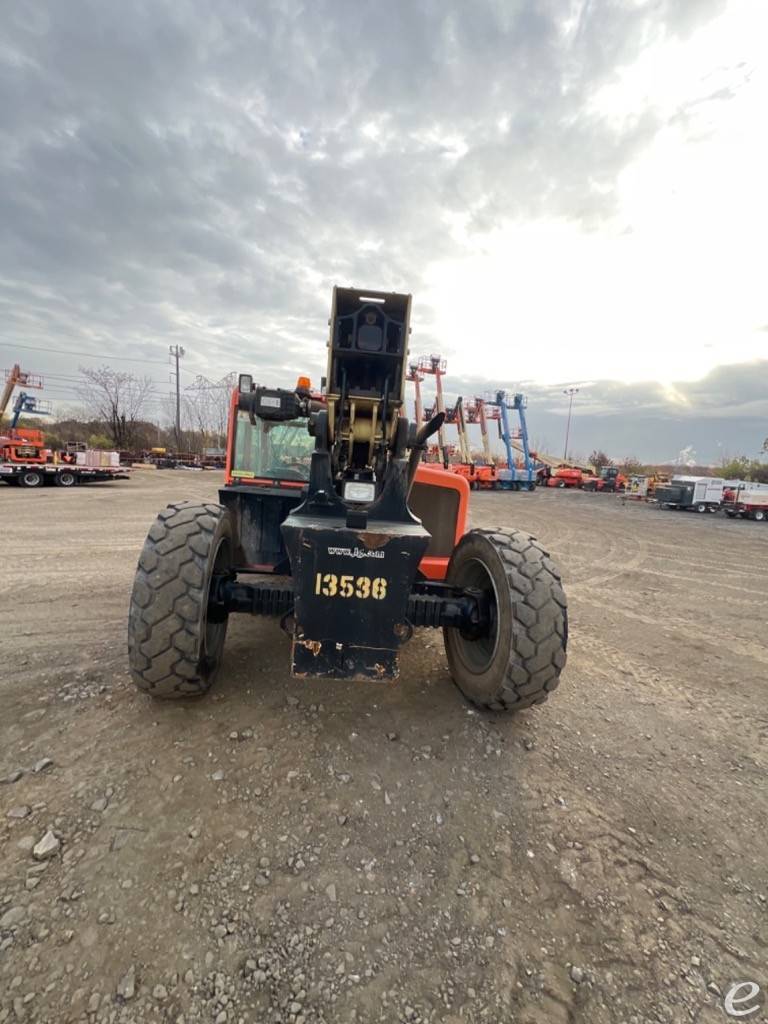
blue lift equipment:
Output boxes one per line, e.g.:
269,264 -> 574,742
493,390 -> 535,491
10,391 -> 51,429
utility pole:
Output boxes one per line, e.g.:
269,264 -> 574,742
169,345 -> 185,450
563,387 -> 579,462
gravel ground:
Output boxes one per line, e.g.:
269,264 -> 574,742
1,471 -> 767,1024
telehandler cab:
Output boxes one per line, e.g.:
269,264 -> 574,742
128,288 -> 567,711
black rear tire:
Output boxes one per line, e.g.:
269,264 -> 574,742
128,502 -> 234,699
54,471 -> 77,487
19,470 -> 44,488
443,528 -> 568,712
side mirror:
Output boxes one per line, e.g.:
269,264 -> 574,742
238,374 -> 253,394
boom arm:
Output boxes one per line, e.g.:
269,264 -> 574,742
323,287 -> 411,492
477,399 -> 492,464
496,390 -> 515,475
515,395 -> 533,485
455,397 -> 472,464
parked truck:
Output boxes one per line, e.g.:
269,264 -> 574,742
0,434 -> 130,488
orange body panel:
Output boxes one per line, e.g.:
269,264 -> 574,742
1,428 -> 48,464
474,464 -> 498,488
224,388 -> 239,485
451,463 -> 474,482
413,463 -> 469,580
449,462 -> 497,488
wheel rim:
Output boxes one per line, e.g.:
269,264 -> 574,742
60,473 -> 74,486
203,538 -> 231,669
23,473 -> 41,486
450,556 -> 500,675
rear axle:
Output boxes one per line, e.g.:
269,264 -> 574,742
210,576 -> 490,634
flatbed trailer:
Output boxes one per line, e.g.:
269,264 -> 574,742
0,461 -> 131,488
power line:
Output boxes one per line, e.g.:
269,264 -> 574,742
39,385 -> 170,406
0,341 -> 197,376
0,340 -> 173,366
43,371 -> 173,388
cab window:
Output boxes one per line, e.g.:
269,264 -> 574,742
231,412 -> 313,482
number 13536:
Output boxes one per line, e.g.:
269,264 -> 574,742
314,573 -> 388,600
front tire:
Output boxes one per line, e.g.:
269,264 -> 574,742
128,502 -> 234,699
443,528 -> 568,712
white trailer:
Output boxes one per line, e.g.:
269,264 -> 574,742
655,476 -> 726,513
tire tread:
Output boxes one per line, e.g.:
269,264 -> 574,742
448,527 -> 568,713
127,501 -> 229,699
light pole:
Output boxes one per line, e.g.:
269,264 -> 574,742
563,387 -> 579,462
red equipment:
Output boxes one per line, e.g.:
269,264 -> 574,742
582,467 -> 628,492
0,365 -> 48,464
723,487 -> 768,522
547,467 -> 584,488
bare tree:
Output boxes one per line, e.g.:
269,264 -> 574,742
77,366 -> 155,450
588,449 -> 613,470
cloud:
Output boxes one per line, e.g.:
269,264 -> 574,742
0,0 -> 759,462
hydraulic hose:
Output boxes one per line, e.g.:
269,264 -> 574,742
407,412 -> 446,496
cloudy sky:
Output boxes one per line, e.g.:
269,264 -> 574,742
1,0 -> 766,461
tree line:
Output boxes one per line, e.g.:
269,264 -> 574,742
29,366 -> 237,454
588,449 -> 768,483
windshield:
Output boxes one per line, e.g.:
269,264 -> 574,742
231,412 -> 314,482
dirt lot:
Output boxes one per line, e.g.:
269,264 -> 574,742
1,471 -> 767,1024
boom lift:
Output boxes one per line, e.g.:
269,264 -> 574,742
493,391 -> 535,491
475,398 -> 499,464
1,362 -> 128,488
0,365 -> 49,465
450,397 -> 472,465
458,399 -> 498,489
405,362 -> 424,435
418,355 -> 448,465
10,392 -> 51,430
446,396 -> 480,489
1,364 -> 44,425
128,288 -> 568,713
